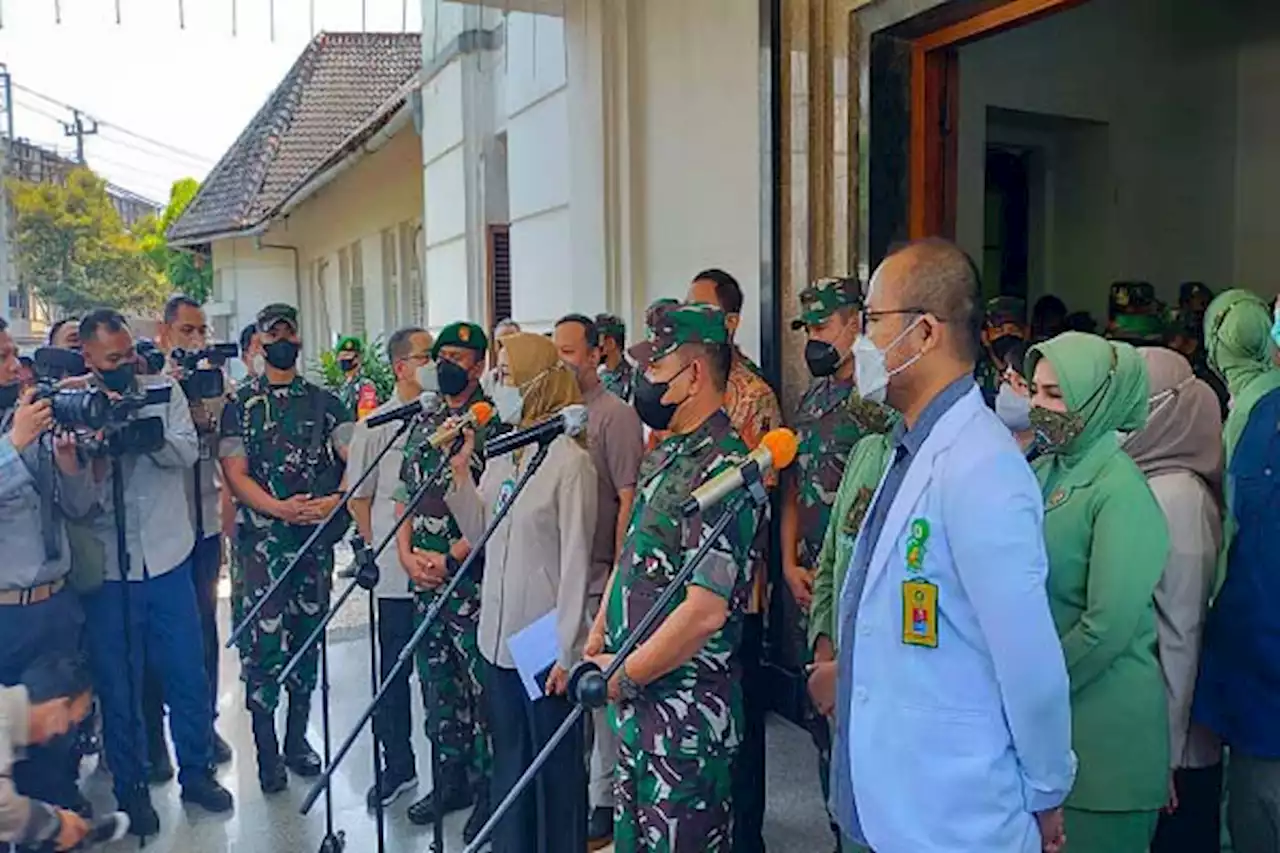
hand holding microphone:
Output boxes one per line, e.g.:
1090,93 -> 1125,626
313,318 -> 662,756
441,401 -> 494,478
680,428 -> 799,517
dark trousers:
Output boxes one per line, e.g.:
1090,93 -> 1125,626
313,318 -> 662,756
0,588 -> 84,808
142,535 -> 223,760
486,661 -> 586,853
373,597 -> 417,776
1152,763 -> 1224,853
732,613 -> 767,853
82,560 -> 213,799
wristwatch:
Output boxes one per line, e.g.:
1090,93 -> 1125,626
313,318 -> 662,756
616,665 -> 643,702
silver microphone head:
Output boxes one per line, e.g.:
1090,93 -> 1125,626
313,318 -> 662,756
561,404 -> 590,438
419,391 -> 443,414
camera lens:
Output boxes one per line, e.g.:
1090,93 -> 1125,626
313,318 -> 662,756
50,388 -> 109,431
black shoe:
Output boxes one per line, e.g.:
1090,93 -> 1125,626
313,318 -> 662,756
118,786 -> 160,838
587,806 -> 613,849
148,746 -> 175,785
284,697 -> 322,777
212,730 -> 233,765
406,774 -> 473,825
181,772 -> 235,813
251,710 -> 289,795
366,764 -> 418,810
70,792 -> 94,821
462,784 -> 491,845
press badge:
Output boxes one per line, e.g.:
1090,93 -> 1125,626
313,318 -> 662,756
902,579 -> 938,648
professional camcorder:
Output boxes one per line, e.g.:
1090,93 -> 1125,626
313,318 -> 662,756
32,347 -> 109,431
135,339 -> 167,374
171,343 -> 238,400
78,383 -> 173,458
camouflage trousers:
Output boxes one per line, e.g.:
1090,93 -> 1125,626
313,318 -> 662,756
234,528 -> 333,714
413,589 -> 491,785
614,740 -> 734,853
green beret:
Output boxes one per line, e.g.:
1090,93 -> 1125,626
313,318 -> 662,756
647,301 -> 730,362
791,277 -> 861,330
431,322 -> 489,359
336,336 -> 363,356
256,303 -> 298,334
984,296 -> 1027,329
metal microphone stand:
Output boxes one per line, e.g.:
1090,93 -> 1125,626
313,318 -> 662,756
462,470 -> 770,853
301,436 -> 556,817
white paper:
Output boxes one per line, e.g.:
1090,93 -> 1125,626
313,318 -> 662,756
507,609 -> 559,702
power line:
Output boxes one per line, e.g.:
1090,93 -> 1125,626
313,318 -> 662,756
11,82 -> 215,166
14,98 -> 208,175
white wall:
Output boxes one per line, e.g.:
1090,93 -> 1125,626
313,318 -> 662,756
420,58 -> 472,333
956,0 -> 1238,319
210,237 -> 297,346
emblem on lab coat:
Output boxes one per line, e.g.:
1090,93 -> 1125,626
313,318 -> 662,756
902,579 -> 938,648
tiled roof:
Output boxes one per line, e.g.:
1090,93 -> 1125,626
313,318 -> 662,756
168,31 -> 421,244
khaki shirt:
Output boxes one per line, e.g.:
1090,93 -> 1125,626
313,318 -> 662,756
0,686 -> 59,846
348,392 -> 418,599
582,384 -> 644,595
446,434 -> 597,669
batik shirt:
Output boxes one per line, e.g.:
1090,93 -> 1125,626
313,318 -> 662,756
605,410 -> 759,757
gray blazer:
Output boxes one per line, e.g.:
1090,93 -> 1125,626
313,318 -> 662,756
447,434 -> 597,670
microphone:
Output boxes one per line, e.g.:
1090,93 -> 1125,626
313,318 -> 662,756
424,401 -> 496,449
364,392 -> 443,428
485,404 -> 590,458
680,428 -> 798,517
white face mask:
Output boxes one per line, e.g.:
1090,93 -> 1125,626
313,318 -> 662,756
492,384 -> 524,425
415,362 -> 440,394
853,316 -> 924,405
995,383 -> 1032,432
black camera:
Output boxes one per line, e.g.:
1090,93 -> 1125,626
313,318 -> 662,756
31,347 -> 110,431
135,339 -> 167,375
78,384 -> 173,458
171,343 -> 237,400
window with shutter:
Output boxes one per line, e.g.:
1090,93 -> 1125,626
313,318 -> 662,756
487,224 -> 511,336
350,241 -> 367,337
401,221 -> 425,326
382,229 -> 400,330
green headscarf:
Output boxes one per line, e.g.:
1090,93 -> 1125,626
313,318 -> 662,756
1204,289 -> 1280,465
1026,332 -> 1149,493
1203,289 -> 1280,592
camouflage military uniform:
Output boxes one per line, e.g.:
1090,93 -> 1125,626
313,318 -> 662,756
221,374 -> 352,714
393,383 -> 494,789
606,304 -> 761,853
336,376 -> 363,418
599,358 -> 635,402
979,295 -> 1029,406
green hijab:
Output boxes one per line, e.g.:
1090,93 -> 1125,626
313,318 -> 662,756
1026,332 -> 1149,493
1204,289 -> 1280,465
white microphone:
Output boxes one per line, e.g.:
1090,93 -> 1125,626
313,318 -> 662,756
425,401 -> 497,449
485,404 -> 590,458
680,428 -> 799,517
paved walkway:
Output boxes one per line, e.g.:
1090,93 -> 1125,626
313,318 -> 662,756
88,594 -> 835,852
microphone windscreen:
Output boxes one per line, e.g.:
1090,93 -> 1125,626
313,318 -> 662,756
760,428 -> 799,471
470,401 -> 495,426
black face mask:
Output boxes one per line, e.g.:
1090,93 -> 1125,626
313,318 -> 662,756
633,364 -> 691,431
263,339 -> 301,371
804,340 -> 843,378
0,382 -> 19,412
437,359 -> 471,397
339,356 -> 357,372
99,362 -> 136,394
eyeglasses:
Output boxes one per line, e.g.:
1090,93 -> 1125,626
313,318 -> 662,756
861,307 -> 929,328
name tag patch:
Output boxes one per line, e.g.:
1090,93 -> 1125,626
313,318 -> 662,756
902,579 -> 938,648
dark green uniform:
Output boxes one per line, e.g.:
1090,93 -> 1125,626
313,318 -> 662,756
221,374 -> 351,714
393,381 -> 494,791
605,303 -> 760,853
599,359 -> 635,403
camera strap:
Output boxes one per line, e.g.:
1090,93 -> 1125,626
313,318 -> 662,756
37,435 -> 60,562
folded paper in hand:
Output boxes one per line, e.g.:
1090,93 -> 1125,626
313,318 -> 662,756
506,609 -> 559,701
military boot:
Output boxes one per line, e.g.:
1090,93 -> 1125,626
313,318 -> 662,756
251,710 -> 288,794
406,767 -> 473,825
283,694 -> 322,777
462,780 -> 492,844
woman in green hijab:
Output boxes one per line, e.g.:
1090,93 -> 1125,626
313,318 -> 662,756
1027,332 -> 1170,851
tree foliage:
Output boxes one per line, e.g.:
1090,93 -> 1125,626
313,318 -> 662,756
135,177 -> 214,304
9,167 -> 168,316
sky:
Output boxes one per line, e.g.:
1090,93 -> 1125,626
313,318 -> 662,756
0,0 -> 423,203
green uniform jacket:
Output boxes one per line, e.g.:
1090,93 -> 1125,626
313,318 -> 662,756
808,433 -> 894,653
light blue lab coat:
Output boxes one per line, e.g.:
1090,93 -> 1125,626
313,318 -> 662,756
829,386 -> 1076,852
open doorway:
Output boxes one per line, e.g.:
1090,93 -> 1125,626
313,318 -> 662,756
983,145 -> 1031,302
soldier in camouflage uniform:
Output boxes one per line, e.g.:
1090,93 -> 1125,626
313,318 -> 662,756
392,321 -> 495,835
585,302 -> 762,853
219,304 -> 353,794
977,295 -> 1028,406
335,335 -> 371,417
778,277 -> 890,850
596,313 -> 636,402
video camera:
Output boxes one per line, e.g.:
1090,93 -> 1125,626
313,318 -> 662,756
171,343 -> 238,400
78,383 -> 172,458
135,339 -> 167,374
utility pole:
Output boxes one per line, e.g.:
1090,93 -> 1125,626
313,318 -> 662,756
0,64 -> 12,324
61,109 -> 98,164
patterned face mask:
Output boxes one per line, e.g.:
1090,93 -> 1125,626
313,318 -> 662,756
1029,405 -> 1085,451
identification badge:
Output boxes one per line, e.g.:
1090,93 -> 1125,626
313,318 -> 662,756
495,478 -> 516,515
902,579 -> 938,648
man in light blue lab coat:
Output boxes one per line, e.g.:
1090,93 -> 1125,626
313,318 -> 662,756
823,239 -> 1076,853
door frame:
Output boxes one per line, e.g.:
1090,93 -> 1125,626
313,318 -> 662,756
907,0 -> 1090,239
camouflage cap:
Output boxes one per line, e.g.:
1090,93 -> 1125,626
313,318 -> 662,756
430,321 -> 488,359
627,298 -> 680,367
595,313 -> 626,340
791,277 -> 862,330
336,335 -> 363,356
256,303 -> 298,334
646,301 -> 730,363
1110,281 -> 1157,314
984,296 -> 1028,329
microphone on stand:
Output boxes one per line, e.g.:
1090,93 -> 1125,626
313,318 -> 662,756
484,404 -> 590,458
680,428 -> 798,517
364,392 -> 443,428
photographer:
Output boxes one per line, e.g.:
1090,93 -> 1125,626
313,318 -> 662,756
150,295 -> 234,768
0,653 -> 95,852
0,317 -> 97,818
77,310 -> 233,837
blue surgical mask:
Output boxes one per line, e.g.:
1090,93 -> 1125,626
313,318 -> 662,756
995,383 -> 1032,432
